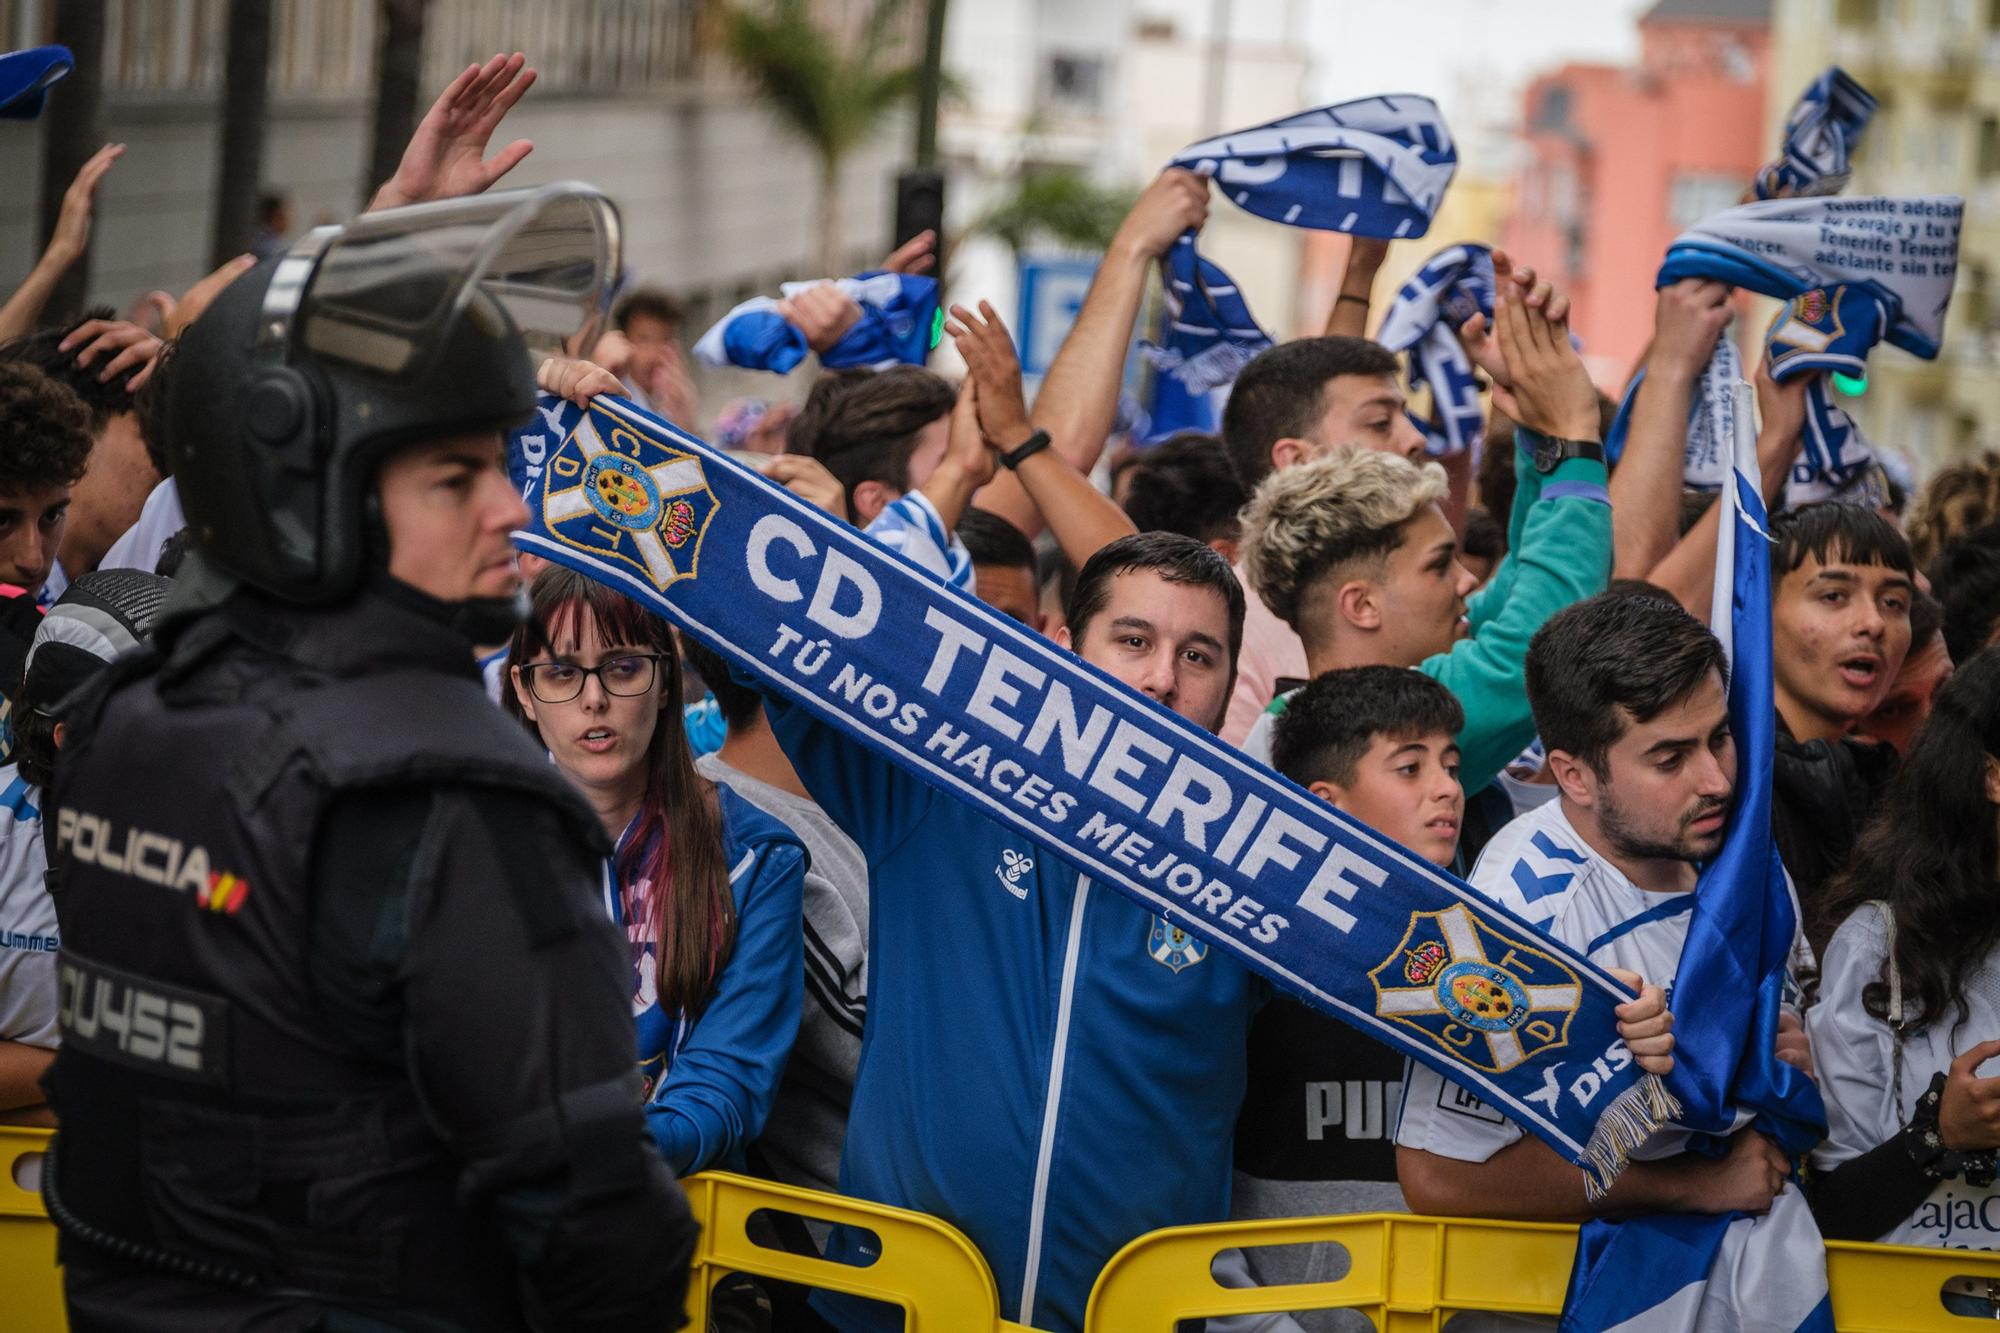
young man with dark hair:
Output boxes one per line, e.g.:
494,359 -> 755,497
744,528 -> 1264,1332
956,507 -> 1042,631
98,340 -> 186,575
790,366 -> 960,526
1216,257 -> 1577,745
1856,589 -> 1950,756
1767,503 -> 1915,930
1233,280 -> 1612,799
1119,431 -> 1247,558
1,311 -> 163,592
1396,592 -> 1807,1240
0,361 -> 94,759
1234,667 -> 1467,1249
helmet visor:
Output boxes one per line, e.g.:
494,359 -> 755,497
265,183 -> 621,380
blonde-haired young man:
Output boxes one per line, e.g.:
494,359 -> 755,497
1237,427 -> 1612,795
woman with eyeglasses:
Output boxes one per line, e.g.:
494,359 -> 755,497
505,564 -> 806,1176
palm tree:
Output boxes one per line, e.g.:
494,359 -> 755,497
973,169 -> 1135,257
720,0 -> 927,274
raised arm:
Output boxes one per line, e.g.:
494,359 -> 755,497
1611,280 -> 1733,578
1647,355 -> 1806,619
1323,235 -> 1389,338
369,53 -> 537,212
974,170 -> 1207,538
955,301 -> 1136,569
0,143 -> 122,342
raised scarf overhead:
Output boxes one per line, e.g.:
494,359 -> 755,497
0,45 -> 70,120
509,390 -> 1679,1195
1375,242 -> 1495,459
1142,95 -> 1458,437
1756,67 -> 1877,201
692,271 -> 940,375
1607,196 -> 1960,498
1560,383 -> 1832,1333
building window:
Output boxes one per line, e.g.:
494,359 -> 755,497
1532,85 -> 1571,132
1044,55 -> 1107,114
1836,0 -> 1880,24
1669,174 -> 1742,229
1980,114 -> 2000,177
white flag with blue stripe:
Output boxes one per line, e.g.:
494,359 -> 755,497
1558,382 -> 1832,1333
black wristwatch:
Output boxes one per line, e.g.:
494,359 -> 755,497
1530,435 -> 1605,475
1000,429 -> 1053,471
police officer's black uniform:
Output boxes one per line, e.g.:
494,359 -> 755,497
41,189 -> 696,1332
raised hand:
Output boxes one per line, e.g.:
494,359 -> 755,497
50,143 -> 124,266
1484,252 -> 1598,440
1111,168 -> 1210,263
1651,279 -> 1733,382
778,284 -> 864,354
947,301 -> 1033,449
59,319 -> 164,391
882,229 -> 937,276
163,254 -> 259,340
536,355 -> 621,409
369,53 -> 537,212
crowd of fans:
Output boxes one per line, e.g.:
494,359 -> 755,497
4,44 -> 1999,1333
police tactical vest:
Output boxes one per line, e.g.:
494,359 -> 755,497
42,597 -> 608,1324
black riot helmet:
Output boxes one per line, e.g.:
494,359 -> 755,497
167,184 -> 621,605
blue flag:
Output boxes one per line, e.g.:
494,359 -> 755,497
1560,382 -> 1832,1333
1756,68 -> 1877,201
508,391 -> 1687,1193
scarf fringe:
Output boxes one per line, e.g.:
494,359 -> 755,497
1581,1074 -> 1682,1201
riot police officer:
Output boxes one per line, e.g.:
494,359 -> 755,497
41,187 -> 696,1331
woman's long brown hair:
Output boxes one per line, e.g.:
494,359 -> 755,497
505,566 -> 736,1018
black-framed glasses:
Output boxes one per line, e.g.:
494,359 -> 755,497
520,653 -> 665,704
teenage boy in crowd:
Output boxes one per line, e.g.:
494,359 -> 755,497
957,507 -> 1044,632
1234,274 -> 1612,797
1,311 -> 164,595
1217,254 -> 1584,745
1396,593 -> 1811,1233
0,362 -> 93,757
1119,431 -> 1247,561
1766,503 -> 1915,941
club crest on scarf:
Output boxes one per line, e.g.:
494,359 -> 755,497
1149,915 -> 1208,972
1371,904 -> 1582,1074
540,404 -> 720,592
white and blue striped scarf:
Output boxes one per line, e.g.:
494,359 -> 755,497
1375,243 -> 1494,458
1756,68 -> 1876,201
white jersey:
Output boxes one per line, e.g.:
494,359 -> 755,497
1395,799 -> 1703,1163
1809,905 -> 2000,1250
98,477 -> 185,574
0,767 -> 56,1048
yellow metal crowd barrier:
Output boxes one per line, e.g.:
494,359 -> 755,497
9,1122 -> 2000,1332
1084,1212 -> 2000,1331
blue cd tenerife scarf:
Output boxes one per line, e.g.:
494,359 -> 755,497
1143,94 -> 1458,431
1756,67 -> 1877,201
1607,196 -> 1960,495
509,390 -> 1680,1193
1375,243 -> 1494,459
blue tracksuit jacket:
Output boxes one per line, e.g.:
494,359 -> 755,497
763,690 -> 1266,1333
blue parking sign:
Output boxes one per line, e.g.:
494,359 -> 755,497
1017,255 -> 1098,378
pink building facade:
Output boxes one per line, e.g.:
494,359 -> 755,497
1504,0 -> 1771,385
